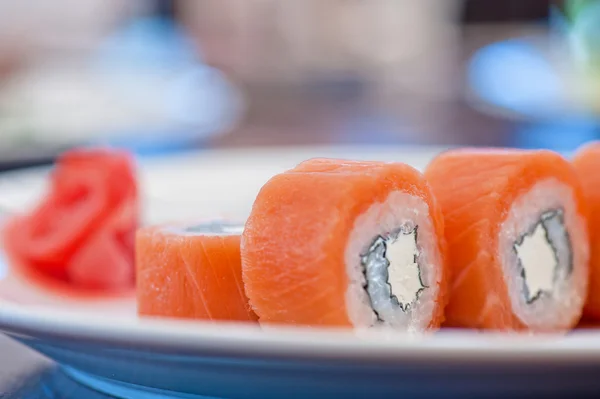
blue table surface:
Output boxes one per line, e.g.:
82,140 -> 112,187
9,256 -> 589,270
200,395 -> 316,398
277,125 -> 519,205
0,335 -> 109,398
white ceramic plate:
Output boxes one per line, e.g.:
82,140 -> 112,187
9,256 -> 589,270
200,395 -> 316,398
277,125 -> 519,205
1,145 -> 600,399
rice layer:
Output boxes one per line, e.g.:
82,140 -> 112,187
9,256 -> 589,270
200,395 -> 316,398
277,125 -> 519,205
344,191 -> 442,332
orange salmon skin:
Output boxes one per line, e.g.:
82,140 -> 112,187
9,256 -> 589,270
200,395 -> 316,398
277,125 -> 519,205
573,142 -> 600,320
136,223 -> 257,322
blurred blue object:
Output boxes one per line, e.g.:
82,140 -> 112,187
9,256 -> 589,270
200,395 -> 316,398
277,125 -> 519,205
468,36 -> 600,153
88,16 -> 243,157
512,118 -> 598,156
95,16 -> 201,72
468,39 -> 565,118
165,67 -> 240,130
64,367 -> 216,399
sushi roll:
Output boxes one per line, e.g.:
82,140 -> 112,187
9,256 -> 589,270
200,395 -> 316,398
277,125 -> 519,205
573,142 -> 600,319
241,158 -> 448,332
136,221 -> 257,322
425,149 -> 590,332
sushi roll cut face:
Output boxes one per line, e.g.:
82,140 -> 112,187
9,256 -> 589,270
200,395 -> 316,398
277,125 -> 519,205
499,179 -> 588,329
346,191 -> 443,330
425,149 -> 589,331
362,225 -> 423,314
511,209 -> 568,305
242,159 -> 448,331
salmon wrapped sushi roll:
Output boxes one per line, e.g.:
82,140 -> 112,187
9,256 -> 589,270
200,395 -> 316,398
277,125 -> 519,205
242,159 -> 448,332
425,149 -> 590,332
136,221 -> 257,322
573,142 -> 600,319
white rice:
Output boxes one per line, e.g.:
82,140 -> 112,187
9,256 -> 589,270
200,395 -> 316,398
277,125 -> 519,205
498,178 -> 589,331
344,190 -> 443,332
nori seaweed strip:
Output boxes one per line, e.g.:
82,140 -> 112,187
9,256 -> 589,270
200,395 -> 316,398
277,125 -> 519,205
513,208 -> 568,304
541,208 -> 574,276
360,236 -> 386,322
360,225 -> 427,317
411,226 -> 429,303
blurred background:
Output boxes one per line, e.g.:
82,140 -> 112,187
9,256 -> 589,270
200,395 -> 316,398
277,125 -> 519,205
0,0 -> 598,170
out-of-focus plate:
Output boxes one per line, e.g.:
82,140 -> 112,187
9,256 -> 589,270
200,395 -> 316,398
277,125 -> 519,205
1,145 -> 600,399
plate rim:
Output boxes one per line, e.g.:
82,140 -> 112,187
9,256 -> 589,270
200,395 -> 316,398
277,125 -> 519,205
3,297 -> 600,365
1,144 -> 600,366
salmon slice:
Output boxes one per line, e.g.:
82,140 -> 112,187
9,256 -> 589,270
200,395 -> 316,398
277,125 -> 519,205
425,148 -> 589,332
136,222 -> 258,322
572,142 -> 600,320
241,158 -> 448,331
